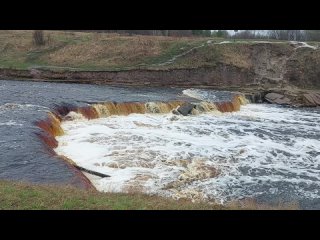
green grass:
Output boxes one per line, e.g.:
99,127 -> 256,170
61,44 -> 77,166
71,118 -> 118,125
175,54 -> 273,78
0,31 -> 223,71
0,180 -> 300,210
0,31 -> 317,72
0,59 -> 32,70
0,180 -> 225,210
139,40 -> 208,66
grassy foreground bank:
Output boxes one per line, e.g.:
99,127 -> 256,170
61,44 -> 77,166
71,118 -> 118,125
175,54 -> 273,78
0,180 -> 299,210
0,180 -> 224,210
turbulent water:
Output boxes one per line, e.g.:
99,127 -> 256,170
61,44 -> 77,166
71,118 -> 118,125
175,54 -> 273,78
1,81 -> 320,209
0,80 -> 193,187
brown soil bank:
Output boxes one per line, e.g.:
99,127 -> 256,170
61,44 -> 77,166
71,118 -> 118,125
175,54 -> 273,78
1,42 -> 319,90
0,66 -> 255,88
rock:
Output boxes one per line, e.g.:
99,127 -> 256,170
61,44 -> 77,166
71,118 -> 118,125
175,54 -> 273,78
303,93 -> 320,106
264,91 -> 320,107
172,109 -> 180,115
264,92 -> 292,105
303,94 -> 317,106
30,68 -> 42,78
265,92 -> 283,101
314,94 -> 320,105
177,103 -> 195,116
245,92 -> 266,103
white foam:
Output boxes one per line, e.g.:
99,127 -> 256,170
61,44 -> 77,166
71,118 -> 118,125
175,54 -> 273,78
63,111 -> 86,121
182,88 -> 217,101
216,41 -> 231,44
252,41 -> 285,44
55,104 -> 320,203
0,103 -> 49,111
0,120 -> 23,126
290,41 -> 318,50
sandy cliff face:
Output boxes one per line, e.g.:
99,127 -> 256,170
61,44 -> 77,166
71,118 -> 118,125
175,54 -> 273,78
285,48 -> 320,89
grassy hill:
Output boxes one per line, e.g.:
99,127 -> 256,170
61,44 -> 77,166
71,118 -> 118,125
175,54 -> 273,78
0,30 -> 210,71
1,30 -> 304,72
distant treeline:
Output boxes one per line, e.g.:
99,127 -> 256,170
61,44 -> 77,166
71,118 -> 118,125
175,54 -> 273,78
67,30 -> 320,41
230,30 -> 320,41
69,30 -> 213,37
72,30 -> 194,37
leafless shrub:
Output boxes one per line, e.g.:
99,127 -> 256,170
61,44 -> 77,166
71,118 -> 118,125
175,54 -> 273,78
46,33 -> 53,45
33,30 -> 45,46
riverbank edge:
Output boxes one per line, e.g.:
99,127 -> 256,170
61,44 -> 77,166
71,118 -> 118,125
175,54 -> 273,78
0,180 -> 300,210
1,67 -> 320,107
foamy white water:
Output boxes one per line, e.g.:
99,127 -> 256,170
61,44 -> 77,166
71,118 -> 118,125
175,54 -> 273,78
290,41 -> 318,50
182,88 -> 234,102
55,104 -> 320,204
0,120 -> 23,126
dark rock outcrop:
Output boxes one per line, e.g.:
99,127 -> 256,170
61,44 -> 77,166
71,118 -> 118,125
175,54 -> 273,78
264,91 -> 320,107
303,93 -> 320,106
245,91 -> 268,103
177,103 -> 196,116
265,93 -> 292,105
0,66 -> 256,88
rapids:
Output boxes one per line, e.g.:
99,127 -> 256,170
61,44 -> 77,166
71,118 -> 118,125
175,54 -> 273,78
55,104 -> 320,207
0,80 -> 194,187
1,80 -> 320,209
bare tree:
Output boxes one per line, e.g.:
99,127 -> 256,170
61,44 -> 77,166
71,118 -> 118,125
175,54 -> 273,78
168,30 -> 193,37
305,30 -> 320,41
162,30 -> 169,36
268,30 -> 281,40
33,30 -> 45,46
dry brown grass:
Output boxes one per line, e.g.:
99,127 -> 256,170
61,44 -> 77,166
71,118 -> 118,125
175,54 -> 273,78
43,33 -> 205,68
0,30 -> 210,70
166,43 -> 253,69
0,30 -> 303,71
0,30 -> 33,49
47,35 -> 160,61
218,44 -> 252,69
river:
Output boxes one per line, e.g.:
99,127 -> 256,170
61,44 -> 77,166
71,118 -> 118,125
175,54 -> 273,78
1,80 -> 319,209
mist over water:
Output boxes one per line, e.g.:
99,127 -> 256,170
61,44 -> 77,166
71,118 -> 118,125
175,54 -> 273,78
1,80 -> 320,209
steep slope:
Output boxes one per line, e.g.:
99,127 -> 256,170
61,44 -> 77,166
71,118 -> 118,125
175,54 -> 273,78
1,31 -> 320,96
